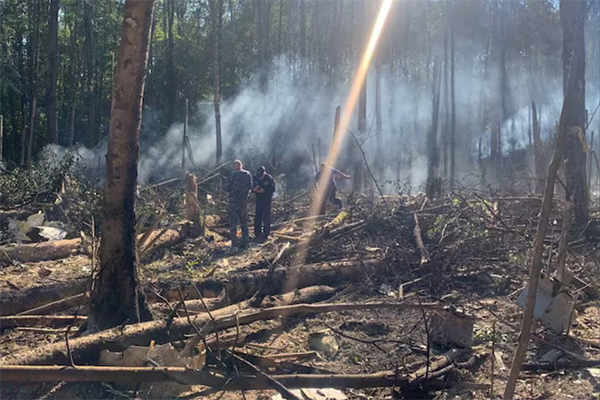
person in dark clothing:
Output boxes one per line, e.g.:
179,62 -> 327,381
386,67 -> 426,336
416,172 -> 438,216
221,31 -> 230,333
253,166 -> 275,241
225,160 -> 254,248
314,162 -> 350,214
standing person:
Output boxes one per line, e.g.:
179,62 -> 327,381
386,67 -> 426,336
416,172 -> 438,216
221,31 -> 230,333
253,166 -> 275,241
314,162 -> 351,214
225,160 -> 253,248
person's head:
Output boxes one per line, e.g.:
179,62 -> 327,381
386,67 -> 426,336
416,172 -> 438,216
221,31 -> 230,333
233,160 -> 242,170
257,166 -> 265,176
320,162 -> 328,171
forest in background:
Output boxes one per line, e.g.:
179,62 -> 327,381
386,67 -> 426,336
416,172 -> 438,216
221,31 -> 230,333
1,0 -> 600,190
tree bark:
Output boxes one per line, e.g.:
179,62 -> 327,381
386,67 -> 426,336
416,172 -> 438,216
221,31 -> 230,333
46,0 -> 60,145
83,0 -> 96,146
532,101 -> 545,193
210,0 -> 223,166
449,5 -> 456,189
88,0 -> 155,331
426,58 -> 442,199
166,0 -> 176,126
561,0 -> 588,224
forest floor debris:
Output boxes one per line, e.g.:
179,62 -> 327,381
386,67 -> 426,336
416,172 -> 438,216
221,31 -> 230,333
1,182 -> 600,399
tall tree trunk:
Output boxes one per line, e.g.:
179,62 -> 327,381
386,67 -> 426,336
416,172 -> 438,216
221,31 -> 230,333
277,0 -> 282,56
89,0 -> 155,331
300,0 -> 306,67
426,58 -> 442,199
449,4 -> 456,189
375,59 -> 383,174
67,19 -> 80,148
257,0 -> 271,91
46,0 -> 59,145
26,0 -> 41,168
561,0 -> 588,224
166,0 -> 176,125
210,0 -> 223,166
83,0 -> 96,146
532,101 -> 545,193
443,9 -> 450,179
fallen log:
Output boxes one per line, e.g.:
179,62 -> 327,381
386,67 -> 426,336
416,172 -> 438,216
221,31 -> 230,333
158,259 -> 379,304
18,293 -> 87,316
2,257 -> 371,320
1,301 -> 440,366
155,285 -> 337,316
0,238 -> 82,266
0,279 -> 87,316
0,351 -> 459,389
1,315 -> 87,329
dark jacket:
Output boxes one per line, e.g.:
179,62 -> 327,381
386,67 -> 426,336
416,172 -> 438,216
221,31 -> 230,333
254,172 -> 275,198
226,169 -> 253,200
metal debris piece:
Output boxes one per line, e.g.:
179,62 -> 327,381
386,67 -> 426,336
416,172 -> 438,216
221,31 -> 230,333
308,329 -> 339,358
430,306 -> 475,349
516,276 -> 574,334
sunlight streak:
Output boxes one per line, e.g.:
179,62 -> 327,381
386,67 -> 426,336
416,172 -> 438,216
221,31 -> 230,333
292,0 -> 395,270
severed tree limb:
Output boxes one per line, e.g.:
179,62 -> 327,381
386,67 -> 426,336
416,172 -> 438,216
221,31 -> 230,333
249,243 -> 291,307
413,213 -> 430,265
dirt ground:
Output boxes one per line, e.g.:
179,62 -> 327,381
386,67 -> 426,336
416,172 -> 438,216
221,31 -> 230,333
1,192 -> 599,400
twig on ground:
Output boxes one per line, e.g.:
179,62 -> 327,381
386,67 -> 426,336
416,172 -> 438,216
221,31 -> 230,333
229,351 -> 303,400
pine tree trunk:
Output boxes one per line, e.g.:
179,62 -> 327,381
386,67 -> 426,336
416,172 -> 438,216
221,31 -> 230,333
88,0 -> 155,331
46,0 -> 59,145
449,6 -> 456,189
561,0 -> 588,224
210,0 -> 223,166
532,101 -> 545,193
66,18 -> 79,148
166,0 -> 176,126
83,0 -> 96,146
426,58 -> 442,199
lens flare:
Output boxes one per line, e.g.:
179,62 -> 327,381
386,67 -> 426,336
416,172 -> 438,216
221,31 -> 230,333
292,0 -> 395,271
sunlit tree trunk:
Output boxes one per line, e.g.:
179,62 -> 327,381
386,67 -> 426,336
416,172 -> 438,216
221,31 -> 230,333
88,0 -> 155,331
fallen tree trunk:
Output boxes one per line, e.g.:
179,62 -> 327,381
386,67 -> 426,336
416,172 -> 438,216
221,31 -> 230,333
18,293 -> 87,316
0,239 -> 82,266
1,301 -> 440,366
1,315 -> 87,329
0,355 -> 453,389
157,259 -> 379,304
0,280 -> 87,316
2,257 -> 367,318
153,285 -> 336,315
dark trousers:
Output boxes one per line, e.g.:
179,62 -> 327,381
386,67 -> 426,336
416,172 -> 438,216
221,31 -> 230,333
254,196 -> 272,238
318,185 -> 342,214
